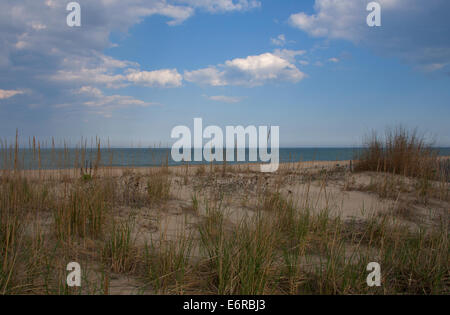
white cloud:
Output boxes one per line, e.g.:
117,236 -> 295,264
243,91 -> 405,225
184,67 -> 226,86
44,0 -> 57,9
57,66 -> 184,89
51,54 -> 182,89
133,3 -> 195,26
176,0 -> 261,13
75,86 -> 103,98
75,85 -> 156,117
30,22 -> 47,31
288,0 -> 450,72
0,0 -> 261,117
99,55 -> 138,69
185,52 -> 306,87
225,53 -> 304,82
52,68 -> 127,89
205,95 -> 241,103
328,57 -> 339,63
271,34 -> 286,46
273,49 -> 307,64
0,89 -> 25,100
126,69 -> 183,87
420,63 -> 448,72
288,0 -> 373,41
83,95 -> 151,108
15,41 -> 28,50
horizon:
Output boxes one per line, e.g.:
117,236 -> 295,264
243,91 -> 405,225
7,145 -> 450,150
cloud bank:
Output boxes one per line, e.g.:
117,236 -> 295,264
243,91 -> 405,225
289,0 -> 450,72
0,0 -> 261,117
0,89 -> 25,100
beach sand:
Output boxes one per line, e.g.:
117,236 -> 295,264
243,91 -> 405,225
2,159 -> 448,294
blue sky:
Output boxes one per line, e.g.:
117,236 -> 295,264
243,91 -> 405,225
1,0 -> 449,147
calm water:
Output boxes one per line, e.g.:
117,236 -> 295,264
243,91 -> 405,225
3,147 -> 450,170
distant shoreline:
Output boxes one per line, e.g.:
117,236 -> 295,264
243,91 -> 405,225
6,157 -> 450,180
4,147 -> 450,171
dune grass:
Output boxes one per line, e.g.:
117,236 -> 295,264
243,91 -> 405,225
0,132 -> 448,295
355,126 -> 440,178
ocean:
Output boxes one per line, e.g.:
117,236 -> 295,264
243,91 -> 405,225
2,147 -> 450,170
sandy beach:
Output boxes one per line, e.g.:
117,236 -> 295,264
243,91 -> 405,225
3,157 -> 447,294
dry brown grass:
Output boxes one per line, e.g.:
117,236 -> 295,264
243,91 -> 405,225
0,133 -> 448,295
355,127 -> 439,178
